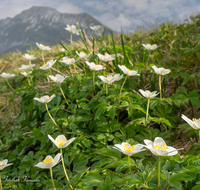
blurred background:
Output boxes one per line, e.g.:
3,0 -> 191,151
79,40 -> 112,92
0,0 -> 200,55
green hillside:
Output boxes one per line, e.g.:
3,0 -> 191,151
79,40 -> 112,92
0,14 -> 200,190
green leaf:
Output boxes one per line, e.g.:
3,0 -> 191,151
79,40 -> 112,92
82,173 -> 103,187
107,106 -> 116,120
94,106 -> 107,120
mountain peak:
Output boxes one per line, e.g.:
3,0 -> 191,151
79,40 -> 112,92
0,6 -> 111,55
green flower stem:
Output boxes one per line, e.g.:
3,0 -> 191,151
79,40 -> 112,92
118,75 -> 128,104
60,149 -> 73,189
157,156 -> 161,190
146,99 -> 150,121
41,51 -> 45,64
70,33 -> 72,45
45,103 -> 60,129
128,156 -> 132,175
146,51 -> 150,69
106,84 -> 108,96
59,85 -> 69,105
199,130 -> 200,141
50,168 -> 56,190
6,79 -> 14,91
69,66 -> 73,76
27,77 -> 31,86
93,71 -> 96,94
159,75 -> 162,100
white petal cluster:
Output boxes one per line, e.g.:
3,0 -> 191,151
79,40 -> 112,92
60,57 -> 76,65
96,53 -> 115,62
36,43 -> 51,50
0,159 -> 13,170
181,114 -> 200,130
98,74 -> 123,84
35,153 -> 61,169
1,73 -> 15,78
152,65 -> 171,75
19,64 -> 35,70
90,25 -> 101,31
142,44 -> 159,50
23,54 -> 37,60
34,94 -> 56,103
40,60 -> 56,70
21,71 -> 32,77
48,135 -> 75,149
118,65 -> 140,76
85,61 -> 105,71
113,74 -> 123,81
139,89 -> 159,99
144,137 -> 179,156
113,142 -> 145,156
76,51 -> 91,59
65,25 -> 79,35
49,74 -> 67,83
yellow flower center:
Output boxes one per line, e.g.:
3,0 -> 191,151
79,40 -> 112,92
67,59 -> 72,62
41,45 -> 46,48
154,143 -> 168,150
0,161 -> 3,165
192,118 -> 200,121
43,63 -> 47,67
104,77 -> 111,81
123,144 -> 135,153
127,68 -> 132,71
56,139 -> 68,147
43,156 -> 54,164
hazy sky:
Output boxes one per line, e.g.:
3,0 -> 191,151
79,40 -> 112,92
1,0 -> 200,31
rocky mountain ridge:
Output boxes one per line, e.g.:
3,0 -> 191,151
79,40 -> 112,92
0,6 -> 111,55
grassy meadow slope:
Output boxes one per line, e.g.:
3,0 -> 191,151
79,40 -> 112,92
0,14 -> 200,189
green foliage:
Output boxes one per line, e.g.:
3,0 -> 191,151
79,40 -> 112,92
1,15 -> 200,189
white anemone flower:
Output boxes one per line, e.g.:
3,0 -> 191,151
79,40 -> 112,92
19,64 -> 35,70
76,51 -> 91,59
139,89 -> 159,99
118,65 -> 140,76
181,114 -> 200,130
113,142 -> 145,156
40,60 -> 56,70
90,25 -> 101,31
144,137 -> 180,156
36,43 -> 51,50
1,73 -> 15,79
61,48 -> 66,52
34,94 -> 56,103
23,54 -> 37,60
1,73 -> 15,78
85,61 -> 105,71
60,57 -> 76,65
48,135 -> 75,149
65,25 -> 79,35
152,65 -> 171,75
96,53 -> 115,62
49,74 -> 67,83
113,74 -> 123,81
21,71 -> 32,77
98,75 -> 117,84
0,159 -> 13,170
142,44 -> 159,50
35,153 -> 61,169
